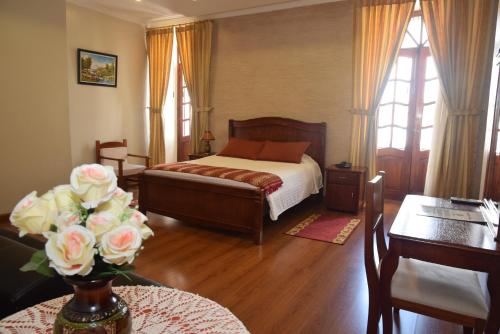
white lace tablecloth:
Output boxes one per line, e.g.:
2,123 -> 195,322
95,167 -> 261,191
0,286 -> 249,334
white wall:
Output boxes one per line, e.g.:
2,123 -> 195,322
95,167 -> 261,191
66,4 -> 147,166
0,0 -> 73,214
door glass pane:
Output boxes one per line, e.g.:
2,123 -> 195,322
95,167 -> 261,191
407,16 -> 422,44
389,64 -> 396,80
377,127 -> 391,149
183,104 -> 190,120
422,103 -> 436,127
497,131 -> 500,154
381,81 -> 395,104
397,57 -> 413,81
424,79 -> 439,103
420,127 -> 433,151
183,120 -> 190,137
395,81 -> 410,104
421,23 -> 429,48
183,88 -> 190,103
394,104 -> 408,127
425,57 -> 438,79
378,104 -> 393,127
401,32 -> 418,49
392,127 -> 407,150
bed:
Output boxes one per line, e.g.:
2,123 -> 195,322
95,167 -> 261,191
139,117 -> 326,244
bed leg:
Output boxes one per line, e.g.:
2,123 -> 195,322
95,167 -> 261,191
253,229 -> 263,245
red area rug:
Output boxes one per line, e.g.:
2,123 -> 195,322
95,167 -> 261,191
285,214 -> 360,245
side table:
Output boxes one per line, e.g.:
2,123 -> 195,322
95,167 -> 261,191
325,165 -> 366,213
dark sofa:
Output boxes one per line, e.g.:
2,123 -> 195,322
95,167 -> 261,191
0,231 -> 162,319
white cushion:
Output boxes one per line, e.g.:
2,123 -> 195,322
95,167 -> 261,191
387,258 -> 489,319
100,147 -> 128,168
114,163 -> 145,176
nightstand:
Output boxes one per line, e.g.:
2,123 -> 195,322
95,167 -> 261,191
188,152 -> 215,160
326,165 -> 366,213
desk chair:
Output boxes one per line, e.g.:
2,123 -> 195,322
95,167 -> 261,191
364,172 -> 489,334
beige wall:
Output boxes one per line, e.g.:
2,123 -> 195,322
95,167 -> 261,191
210,1 -> 353,166
66,4 -> 147,166
0,0 -> 73,213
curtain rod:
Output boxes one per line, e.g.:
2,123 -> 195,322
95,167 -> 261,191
146,19 -> 212,31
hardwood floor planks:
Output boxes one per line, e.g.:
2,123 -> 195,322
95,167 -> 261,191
134,198 -> 463,333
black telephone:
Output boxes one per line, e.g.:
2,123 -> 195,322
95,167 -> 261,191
335,161 -> 352,169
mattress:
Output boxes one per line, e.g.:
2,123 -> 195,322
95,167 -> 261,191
145,154 -> 323,220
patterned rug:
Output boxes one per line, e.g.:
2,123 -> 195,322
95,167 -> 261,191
285,214 -> 360,245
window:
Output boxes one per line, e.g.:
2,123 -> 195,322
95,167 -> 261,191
497,118 -> 500,154
377,56 -> 413,150
420,56 -> 438,151
377,8 -> 438,152
178,62 -> 192,138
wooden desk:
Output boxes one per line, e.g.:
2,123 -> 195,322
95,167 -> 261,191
380,195 -> 500,334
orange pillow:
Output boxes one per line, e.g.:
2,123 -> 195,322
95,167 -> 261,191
257,141 -> 310,163
218,138 -> 265,160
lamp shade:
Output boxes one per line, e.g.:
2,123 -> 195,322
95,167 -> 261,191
201,130 -> 215,141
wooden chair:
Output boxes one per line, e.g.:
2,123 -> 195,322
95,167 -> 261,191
95,139 -> 150,190
364,172 -> 489,334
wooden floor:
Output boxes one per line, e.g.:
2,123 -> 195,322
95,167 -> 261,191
135,197 -> 465,334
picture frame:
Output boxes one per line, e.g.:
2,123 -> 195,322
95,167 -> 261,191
77,48 -> 118,87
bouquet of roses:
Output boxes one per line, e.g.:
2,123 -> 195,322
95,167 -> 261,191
9,164 -> 153,279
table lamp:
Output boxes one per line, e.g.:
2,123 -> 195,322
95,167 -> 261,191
201,130 -> 215,154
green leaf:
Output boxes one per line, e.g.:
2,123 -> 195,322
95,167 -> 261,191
95,264 -> 135,282
20,250 -> 54,277
49,224 -> 58,232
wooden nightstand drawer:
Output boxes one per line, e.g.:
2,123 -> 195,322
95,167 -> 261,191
328,172 -> 358,185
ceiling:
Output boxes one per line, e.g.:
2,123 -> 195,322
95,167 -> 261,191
67,0 -> 342,25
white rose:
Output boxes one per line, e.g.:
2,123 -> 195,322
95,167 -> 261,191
123,209 -> 154,240
55,210 -> 81,231
99,225 -> 142,265
45,225 -> 96,276
53,185 -> 80,211
70,164 -> 117,209
10,191 -> 58,237
96,188 -> 132,216
86,211 -> 120,242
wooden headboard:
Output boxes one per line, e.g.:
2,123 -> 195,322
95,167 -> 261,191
229,117 -> 327,172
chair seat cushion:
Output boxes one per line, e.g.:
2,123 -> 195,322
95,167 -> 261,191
390,258 -> 489,319
114,163 -> 145,176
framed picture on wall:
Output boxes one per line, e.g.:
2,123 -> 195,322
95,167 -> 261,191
77,49 -> 118,87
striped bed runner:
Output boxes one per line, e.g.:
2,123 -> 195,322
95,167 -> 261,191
152,162 -> 283,195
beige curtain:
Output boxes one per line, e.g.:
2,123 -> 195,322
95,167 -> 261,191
146,28 -> 174,165
349,0 -> 415,179
422,0 -> 498,198
176,21 -> 213,154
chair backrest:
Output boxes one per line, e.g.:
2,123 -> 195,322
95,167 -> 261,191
95,139 -> 128,167
364,171 -> 387,292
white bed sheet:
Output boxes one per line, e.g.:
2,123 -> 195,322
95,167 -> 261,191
145,154 -> 323,220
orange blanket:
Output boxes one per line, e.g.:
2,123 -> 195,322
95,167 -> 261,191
152,163 -> 283,195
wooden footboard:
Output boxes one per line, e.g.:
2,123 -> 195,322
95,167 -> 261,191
139,173 -> 265,244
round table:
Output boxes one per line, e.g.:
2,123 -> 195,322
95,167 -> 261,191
0,286 -> 249,334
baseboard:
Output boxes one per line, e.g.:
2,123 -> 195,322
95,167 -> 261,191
0,213 -> 10,224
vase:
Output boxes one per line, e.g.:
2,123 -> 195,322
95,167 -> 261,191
53,276 -> 131,334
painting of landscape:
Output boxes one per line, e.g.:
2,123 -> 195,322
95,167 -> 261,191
77,49 -> 117,87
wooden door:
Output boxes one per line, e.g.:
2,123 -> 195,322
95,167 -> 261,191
376,51 -> 417,199
177,62 -> 192,162
485,69 -> 500,201
409,49 -> 438,194
376,12 -> 437,200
